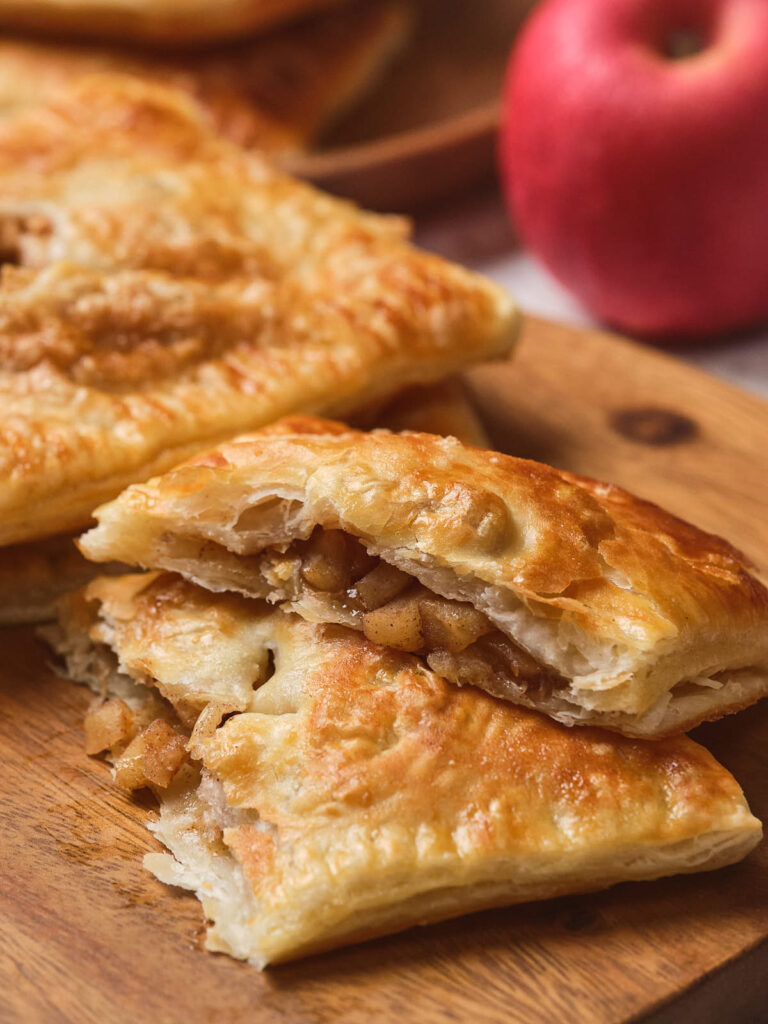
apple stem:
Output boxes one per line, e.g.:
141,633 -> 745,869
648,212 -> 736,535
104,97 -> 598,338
665,29 -> 706,59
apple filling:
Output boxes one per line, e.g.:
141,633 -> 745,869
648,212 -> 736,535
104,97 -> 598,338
113,718 -> 188,791
84,696 -> 135,756
258,527 -> 568,698
84,695 -> 188,791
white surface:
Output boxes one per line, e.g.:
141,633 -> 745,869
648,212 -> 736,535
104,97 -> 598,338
415,187 -> 768,399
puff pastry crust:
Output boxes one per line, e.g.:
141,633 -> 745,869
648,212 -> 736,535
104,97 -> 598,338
0,0 -> 347,46
0,2 -> 410,154
0,76 -> 518,549
46,571 -> 762,966
80,417 -> 768,738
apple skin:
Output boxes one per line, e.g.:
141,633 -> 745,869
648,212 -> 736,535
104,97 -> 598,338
500,0 -> 768,339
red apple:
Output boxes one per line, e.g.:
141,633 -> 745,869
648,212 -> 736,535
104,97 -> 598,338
499,0 -> 768,339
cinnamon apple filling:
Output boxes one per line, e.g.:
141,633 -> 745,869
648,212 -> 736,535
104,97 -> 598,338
179,528 -> 746,728
83,694 -> 188,791
258,527 -> 568,697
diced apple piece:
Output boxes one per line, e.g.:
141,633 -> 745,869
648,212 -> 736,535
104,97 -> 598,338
355,562 -> 411,610
362,595 -> 424,652
344,534 -> 378,581
113,719 -> 187,791
419,596 -> 494,653
84,698 -> 135,756
479,633 -> 547,683
300,529 -> 351,592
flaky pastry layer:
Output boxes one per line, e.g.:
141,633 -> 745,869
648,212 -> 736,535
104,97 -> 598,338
46,571 -> 762,966
80,417 -> 768,738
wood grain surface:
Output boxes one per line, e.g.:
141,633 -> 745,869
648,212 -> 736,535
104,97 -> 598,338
2,316 -> 767,1024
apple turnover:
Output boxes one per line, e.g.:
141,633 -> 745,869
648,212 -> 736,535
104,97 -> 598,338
45,571 -> 762,966
0,76 -> 518,550
0,1 -> 411,155
80,417 -> 768,739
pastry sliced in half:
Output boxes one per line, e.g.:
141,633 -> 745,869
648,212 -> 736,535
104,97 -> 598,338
0,75 -> 518,549
0,1 -> 411,155
80,417 -> 768,739
45,571 -> 762,967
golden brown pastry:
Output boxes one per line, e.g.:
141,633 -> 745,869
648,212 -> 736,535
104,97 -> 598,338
0,0 -> 349,46
0,1 -> 411,154
80,417 -> 768,739
45,571 -> 762,966
0,76 -> 518,549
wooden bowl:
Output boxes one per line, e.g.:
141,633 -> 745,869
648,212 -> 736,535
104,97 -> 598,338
286,0 -> 538,211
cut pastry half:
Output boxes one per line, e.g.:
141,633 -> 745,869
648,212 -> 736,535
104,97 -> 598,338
80,417 -> 768,739
0,1 -> 412,155
0,75 -> 518,549
44,571 -> 762,967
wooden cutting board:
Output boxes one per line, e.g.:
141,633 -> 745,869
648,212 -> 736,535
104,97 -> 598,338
2,316 -> 767,1024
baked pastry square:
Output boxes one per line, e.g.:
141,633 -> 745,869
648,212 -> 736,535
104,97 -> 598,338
80,417 -> 768,739
0,0 -> 350,46
46,571 -> 762,966
0,75 -> 518,549
0,1 -> 411,155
